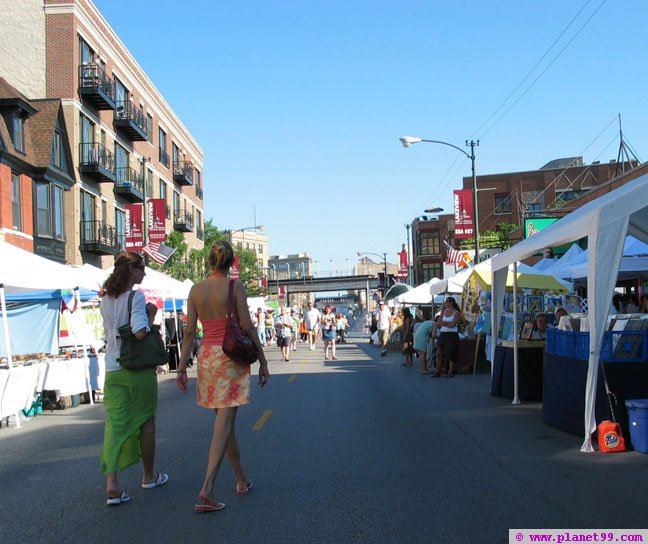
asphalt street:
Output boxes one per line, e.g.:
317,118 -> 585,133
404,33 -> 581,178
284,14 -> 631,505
1,338 -> 647,544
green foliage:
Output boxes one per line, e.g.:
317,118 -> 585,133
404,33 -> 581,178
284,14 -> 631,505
456,223 -> 518,251
154,219 -> 265,296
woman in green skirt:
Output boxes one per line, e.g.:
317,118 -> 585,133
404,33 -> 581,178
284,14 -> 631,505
99,252 -> 168,505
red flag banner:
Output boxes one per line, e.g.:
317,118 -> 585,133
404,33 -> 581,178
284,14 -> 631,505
230,255 -> 240,279
396,249 -> 408,280
125,203 -> 143,251
148,198 -> 166,243
453,189 -> 474,239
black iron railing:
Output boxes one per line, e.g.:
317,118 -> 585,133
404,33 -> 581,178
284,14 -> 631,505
173,160 -> 194,185
115,167 -> 144,193
174,210 -> 194,230
78,63 -> 115,101
115,99 -> 148,137
79,220 -> 120,253
79,142 -> 115,173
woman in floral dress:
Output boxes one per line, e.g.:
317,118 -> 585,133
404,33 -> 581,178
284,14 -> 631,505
177,241 -> 269,512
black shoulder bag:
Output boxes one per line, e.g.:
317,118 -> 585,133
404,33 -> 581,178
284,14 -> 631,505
117,291 -> 169,370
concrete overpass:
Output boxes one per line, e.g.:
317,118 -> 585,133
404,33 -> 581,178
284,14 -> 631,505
267,274 -> 380,307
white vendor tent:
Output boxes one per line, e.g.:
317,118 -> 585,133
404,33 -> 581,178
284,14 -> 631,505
396,278 -> 443,304
490,172 -> 648,452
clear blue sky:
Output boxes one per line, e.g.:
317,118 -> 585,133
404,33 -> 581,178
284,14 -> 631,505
94,0 -> 647,276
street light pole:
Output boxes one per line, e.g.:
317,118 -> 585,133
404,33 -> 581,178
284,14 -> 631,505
400,136 -> 480,264
404,223 -> 411,284
357,251 -> 388,296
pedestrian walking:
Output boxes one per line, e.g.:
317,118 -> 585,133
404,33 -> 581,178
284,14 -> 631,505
376,301 -> 392,356
401,307 -> 414,367
290,309 -> 300,351
321,305 -> 338,360
176,241 -> 269,512
275,307 -> 293,361
304,301 -> 321,350
99,252 -> 168,506
264,310 -> 275,346
255,307 -> 266,346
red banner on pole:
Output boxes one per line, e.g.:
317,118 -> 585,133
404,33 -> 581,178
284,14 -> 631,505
230,255 -> 240,279
125,203 -> 143,251
396,249 -> 408,280
148,198 -> 166,243
453,189 -> 475,239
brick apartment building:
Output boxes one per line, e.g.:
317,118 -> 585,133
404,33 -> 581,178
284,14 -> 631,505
410,157 -> 641,285
0,0 -> 204,266
0,78 -> 75,258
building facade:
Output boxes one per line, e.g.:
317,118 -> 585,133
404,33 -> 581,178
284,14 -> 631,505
0,78 -> 75,258
229,229 -> 269,271
268,253 -> 312,281
410,157 -> 640,285
0,0 -> 204,266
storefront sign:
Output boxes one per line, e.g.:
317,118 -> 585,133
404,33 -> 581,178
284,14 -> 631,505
125,203 -> 143,251
148,198 -> 166,243
453,189 -> 474,239
524,217 -> 558,238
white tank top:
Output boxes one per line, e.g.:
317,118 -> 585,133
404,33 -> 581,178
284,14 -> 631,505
439,310 -> 458,333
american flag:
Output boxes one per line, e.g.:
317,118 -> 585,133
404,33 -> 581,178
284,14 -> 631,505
143,241 -> 176,264
444,241 -> 463,265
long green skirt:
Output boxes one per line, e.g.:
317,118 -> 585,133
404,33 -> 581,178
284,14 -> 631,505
100,368 -> 157,474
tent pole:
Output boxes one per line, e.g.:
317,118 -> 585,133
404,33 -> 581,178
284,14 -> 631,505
0,284 -> 20,427
73,288 -> 93,405
512,263 -> 521,405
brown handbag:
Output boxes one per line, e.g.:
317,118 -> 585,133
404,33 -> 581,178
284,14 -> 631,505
221,279 -> 259,365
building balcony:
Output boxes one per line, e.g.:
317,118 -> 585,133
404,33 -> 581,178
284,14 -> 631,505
78,63 -> 115,110
196,185 -> 203,200
114,100 -> 148,141
114,167 -> 144,202
173,160 -> 194,186
173,210 -> 194,233
78,142 -> 116,182
79,221 -> 120,255
159,148 -> 170,168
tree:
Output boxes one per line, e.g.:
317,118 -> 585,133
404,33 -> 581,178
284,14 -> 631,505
158,219 -> 265,296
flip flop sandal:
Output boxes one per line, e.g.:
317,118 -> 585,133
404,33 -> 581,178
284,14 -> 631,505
236,481 -> 253,495
142,472 -> 169,489
195,499 -> 226,512
106,491 -> 131,506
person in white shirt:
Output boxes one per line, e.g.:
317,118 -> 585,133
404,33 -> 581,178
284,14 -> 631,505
376,301 -> 393,356
275,307 -> 294,362
304,302 -> 321,350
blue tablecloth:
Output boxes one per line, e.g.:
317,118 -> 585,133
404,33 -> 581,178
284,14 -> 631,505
491,345 -> 544,401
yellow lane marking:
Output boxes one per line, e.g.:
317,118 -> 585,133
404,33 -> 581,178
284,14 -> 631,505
253,409 -> 273,431
288,374 -> 297,383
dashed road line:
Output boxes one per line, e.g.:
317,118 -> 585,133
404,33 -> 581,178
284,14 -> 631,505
252,409 -> 273,431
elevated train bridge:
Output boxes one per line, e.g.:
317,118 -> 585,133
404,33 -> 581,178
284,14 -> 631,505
267,274 -> 380,308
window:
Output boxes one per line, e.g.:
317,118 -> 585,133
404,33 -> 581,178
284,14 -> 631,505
420,262 -> 442,283
53,186 -> 64,239
196,209 -> 202,231
12,115 -> 24,152
172,142 -> 180,165
50,130 -> 66,169
114,77 -> 127,104
146,169 -> 153,198
11,172 -> 21,230
195,169 -> 201,189
418,230 -> 440,256
158,128 -> 168,165
494,193 -> 512,215
79,37 -> 94,64
527,202 -> 541,217
147,113 -> 153,143
115,208 -> 125,251
557,189 -> 588,202
79,114 -> 94,162
159,180 -> 167,201
173,192 -> 180,214
36,183 -> 63,239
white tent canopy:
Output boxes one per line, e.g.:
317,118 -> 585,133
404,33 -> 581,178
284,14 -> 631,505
490,172 -> 648,452
396,278 -> 443,304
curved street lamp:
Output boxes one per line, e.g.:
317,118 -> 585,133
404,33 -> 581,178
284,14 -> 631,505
400,136 -> 480,263
357,251 -> 388,295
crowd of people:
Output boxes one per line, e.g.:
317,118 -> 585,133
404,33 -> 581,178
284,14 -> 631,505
251,302 -> 353,361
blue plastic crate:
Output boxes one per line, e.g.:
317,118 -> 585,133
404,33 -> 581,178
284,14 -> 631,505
574,331 -> 590,360
545,328 -> 556,354
554,329 -> 576,358
601,330 -> 648,362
